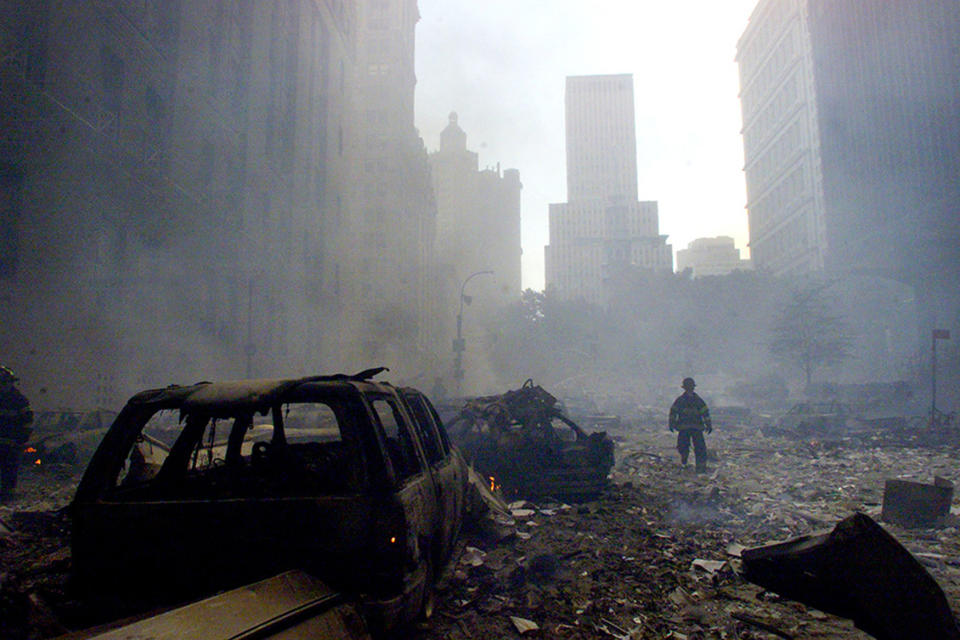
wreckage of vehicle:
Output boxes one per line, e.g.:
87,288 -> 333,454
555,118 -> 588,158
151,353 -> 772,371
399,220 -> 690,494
444,379 -> 615,501
70,368 -> 468,634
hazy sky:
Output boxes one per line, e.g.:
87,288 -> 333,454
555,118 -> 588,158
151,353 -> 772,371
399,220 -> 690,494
414,0 -> 760,291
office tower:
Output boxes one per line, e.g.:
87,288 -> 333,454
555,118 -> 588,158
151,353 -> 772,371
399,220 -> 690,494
738,0 -> 960,293
545,74 -> 672,305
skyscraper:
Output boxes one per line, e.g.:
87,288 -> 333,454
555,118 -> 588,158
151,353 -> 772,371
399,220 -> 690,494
545,74 -> 672,305
737,0 -> 960,298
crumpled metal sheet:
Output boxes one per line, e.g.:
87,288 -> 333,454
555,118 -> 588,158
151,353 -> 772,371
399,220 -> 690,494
742,513 -> 960,640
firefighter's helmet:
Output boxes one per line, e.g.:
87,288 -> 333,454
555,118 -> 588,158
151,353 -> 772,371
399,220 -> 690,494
681,377 -> 696,390
0,366 -> 17,383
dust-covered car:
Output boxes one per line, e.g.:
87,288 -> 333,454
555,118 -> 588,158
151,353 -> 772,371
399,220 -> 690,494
768,400 -> 864,437
71,370 -> 467,633
22,409 -> 117,467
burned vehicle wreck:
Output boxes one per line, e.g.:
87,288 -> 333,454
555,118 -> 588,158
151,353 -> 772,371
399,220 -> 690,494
70,369 -> 467,632
445,379 -> 614,501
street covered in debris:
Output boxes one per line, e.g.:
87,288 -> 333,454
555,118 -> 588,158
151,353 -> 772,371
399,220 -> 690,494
2,406 -> 959,639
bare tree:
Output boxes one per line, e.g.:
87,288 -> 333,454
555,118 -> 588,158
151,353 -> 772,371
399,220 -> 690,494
770,282 -> 853,388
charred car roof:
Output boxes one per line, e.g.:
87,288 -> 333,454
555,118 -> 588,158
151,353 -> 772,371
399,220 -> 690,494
123,370 -> 395,415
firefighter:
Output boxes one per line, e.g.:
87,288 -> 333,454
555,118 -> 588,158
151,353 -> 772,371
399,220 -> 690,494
668,377 -> 712,473
0,366 -> 33,501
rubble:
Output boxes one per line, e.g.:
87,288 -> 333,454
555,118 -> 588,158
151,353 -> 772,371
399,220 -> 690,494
742,513 -> 960,640
881,476 -> 954,528
446,380 -> 615,501
2,410 -> 959,639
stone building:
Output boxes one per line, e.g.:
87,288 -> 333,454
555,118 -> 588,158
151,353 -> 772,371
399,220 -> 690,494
346,0 -> 440,372
429,113 -> 521,312
0,1 -> 442,408
545,74 -> 672,306
428,112 -> 522,390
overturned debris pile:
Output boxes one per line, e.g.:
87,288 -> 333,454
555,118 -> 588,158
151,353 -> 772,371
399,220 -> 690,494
446,380 -> 614,501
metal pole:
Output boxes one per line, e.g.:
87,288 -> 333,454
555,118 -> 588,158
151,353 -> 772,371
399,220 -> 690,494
931,330 -> 937,426
452,270 -> 493,394
245,276 -> 255,378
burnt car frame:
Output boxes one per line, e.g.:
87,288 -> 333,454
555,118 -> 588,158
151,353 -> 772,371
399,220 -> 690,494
446,379 -> 615,501
71,371 -> 467,632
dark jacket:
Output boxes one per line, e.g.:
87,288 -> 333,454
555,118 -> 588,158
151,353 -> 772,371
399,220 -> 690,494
0,387 -> 33,443
669,391 -> 712,432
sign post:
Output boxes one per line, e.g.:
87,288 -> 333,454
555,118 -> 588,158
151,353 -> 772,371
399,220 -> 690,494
931,329 -> 951,426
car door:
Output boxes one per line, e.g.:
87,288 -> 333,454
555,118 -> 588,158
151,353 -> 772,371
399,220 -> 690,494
365,393 -> 439,583
399,389 -> 466,564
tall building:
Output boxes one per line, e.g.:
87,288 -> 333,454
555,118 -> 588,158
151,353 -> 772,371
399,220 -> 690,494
428,112 -> 522,390
676,237 -> 752,278
348,0 -> 440,368
737,0 -> 960,299
429,112 -> 522,308
0,1 -> 446,408
738,0 -> 960,389
545,74 -> 672,305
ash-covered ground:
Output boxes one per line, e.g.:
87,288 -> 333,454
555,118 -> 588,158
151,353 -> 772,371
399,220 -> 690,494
2,420 -> 959,639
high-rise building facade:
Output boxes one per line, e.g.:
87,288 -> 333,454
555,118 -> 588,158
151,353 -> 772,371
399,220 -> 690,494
348,0 -> 440,367
429,112 -> 522,308
0,1 -> 446,408
737,0 -> 960,296
736,0 -> 826,275
545,74 -> 672,305
428,113 -> 522,389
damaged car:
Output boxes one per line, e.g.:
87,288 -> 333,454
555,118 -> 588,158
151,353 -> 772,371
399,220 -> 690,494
70,369 -> 468,633
445,379 -> 614,501
22,408 -> 118,467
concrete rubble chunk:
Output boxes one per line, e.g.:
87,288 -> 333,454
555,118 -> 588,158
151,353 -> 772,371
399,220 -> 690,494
881,476 -> 953,528
741,512 -> 960,640
510,616 -> 540,634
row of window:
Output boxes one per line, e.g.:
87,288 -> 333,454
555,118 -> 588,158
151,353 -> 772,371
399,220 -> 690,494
738,0 -> 799,83
749,162 -> 807,233
745,115 -> 805,197
743,68 -> 802,154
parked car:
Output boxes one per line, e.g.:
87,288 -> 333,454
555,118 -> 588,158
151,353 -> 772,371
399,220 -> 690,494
71,370 -> 468,633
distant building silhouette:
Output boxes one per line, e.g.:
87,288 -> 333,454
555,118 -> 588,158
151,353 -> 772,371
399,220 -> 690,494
546,74 -> 672,305
428,113 -> 522,390
429,112 -> 522,306
676,237 -> 752,278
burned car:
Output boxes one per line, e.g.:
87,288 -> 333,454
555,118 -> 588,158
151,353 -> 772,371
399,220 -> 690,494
446,379 -> 614,501
71,369 -> 467,632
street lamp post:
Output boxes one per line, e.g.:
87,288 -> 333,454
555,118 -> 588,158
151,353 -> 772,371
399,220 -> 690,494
931,328 -> 951,426
453,270 -> 494,393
